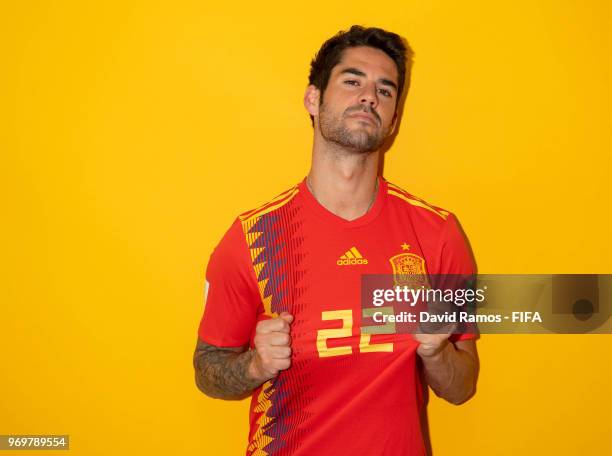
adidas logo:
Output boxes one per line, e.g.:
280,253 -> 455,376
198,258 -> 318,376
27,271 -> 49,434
337,247 -> 368,266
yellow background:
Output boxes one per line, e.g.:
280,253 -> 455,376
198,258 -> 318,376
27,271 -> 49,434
2,1 -> 611,454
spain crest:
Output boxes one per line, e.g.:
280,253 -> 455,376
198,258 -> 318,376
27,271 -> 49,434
389,244 -> 430,288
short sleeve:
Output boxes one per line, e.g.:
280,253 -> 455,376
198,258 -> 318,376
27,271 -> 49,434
436,213 -> 475,276
436,213 -> 480,342
197,217 -> 262,347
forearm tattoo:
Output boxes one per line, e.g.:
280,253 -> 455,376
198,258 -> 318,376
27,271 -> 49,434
193,339 -> 263,400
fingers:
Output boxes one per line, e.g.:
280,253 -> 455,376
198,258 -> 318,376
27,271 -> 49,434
254,331 -> 291,347
251,312 -> 294,381
256,314 -> 293,334
260,345 -> 292,360
253,343 -> 292,379
261,357 -> 291,374
279,311 -> 294,324
413,332 -> 452,344
417,321 -> 457,336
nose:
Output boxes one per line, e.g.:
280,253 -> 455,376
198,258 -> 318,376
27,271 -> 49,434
359,82 -> 379,110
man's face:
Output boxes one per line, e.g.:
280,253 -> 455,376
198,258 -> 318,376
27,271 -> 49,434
316,46 -> 399,154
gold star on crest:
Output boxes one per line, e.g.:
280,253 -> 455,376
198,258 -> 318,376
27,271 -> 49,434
401,242 -> 410,251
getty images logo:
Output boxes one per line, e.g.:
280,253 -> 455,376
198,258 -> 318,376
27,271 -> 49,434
337,247 -> 369,266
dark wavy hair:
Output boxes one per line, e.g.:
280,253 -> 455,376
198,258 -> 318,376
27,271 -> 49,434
308,25 -> 414,125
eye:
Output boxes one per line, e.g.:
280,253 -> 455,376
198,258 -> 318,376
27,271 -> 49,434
378,88 -> 392,97
344,79 -> 360,86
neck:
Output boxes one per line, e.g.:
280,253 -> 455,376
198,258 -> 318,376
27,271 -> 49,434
306,133 -> 380,221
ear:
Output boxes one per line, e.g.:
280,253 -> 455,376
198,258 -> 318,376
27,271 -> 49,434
388,110 -> 398,136
304,85 -> 321,117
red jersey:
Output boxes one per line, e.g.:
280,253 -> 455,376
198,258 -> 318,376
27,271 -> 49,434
198,176 -> 477,455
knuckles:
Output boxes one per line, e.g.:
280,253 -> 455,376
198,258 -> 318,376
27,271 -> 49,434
253,315 -> 294,377
254,333 -> 291,347
256,317 -> 290,334
276,359 -> 291,370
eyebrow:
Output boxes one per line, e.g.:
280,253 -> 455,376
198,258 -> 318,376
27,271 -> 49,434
339,67 -> 398,91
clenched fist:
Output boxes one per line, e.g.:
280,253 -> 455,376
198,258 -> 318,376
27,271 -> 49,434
414,320 -> 456,358
413,332 -> 452,358
248,311 -> 293,383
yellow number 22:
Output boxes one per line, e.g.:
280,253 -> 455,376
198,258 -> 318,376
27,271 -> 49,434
316,308 -> 394,358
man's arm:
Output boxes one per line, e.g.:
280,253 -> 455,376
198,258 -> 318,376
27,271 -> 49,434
193,340 -> 262,400
417,337 -> 479,405
193,312 -> 294,400
418,211 -> 479,404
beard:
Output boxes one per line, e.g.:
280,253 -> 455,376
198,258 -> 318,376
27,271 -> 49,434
318,102 -> 388,154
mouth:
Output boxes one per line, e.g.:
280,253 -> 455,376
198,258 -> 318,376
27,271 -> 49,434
348,112 -> 378,125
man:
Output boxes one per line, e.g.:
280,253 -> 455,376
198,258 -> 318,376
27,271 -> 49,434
193,25 -> 479,455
